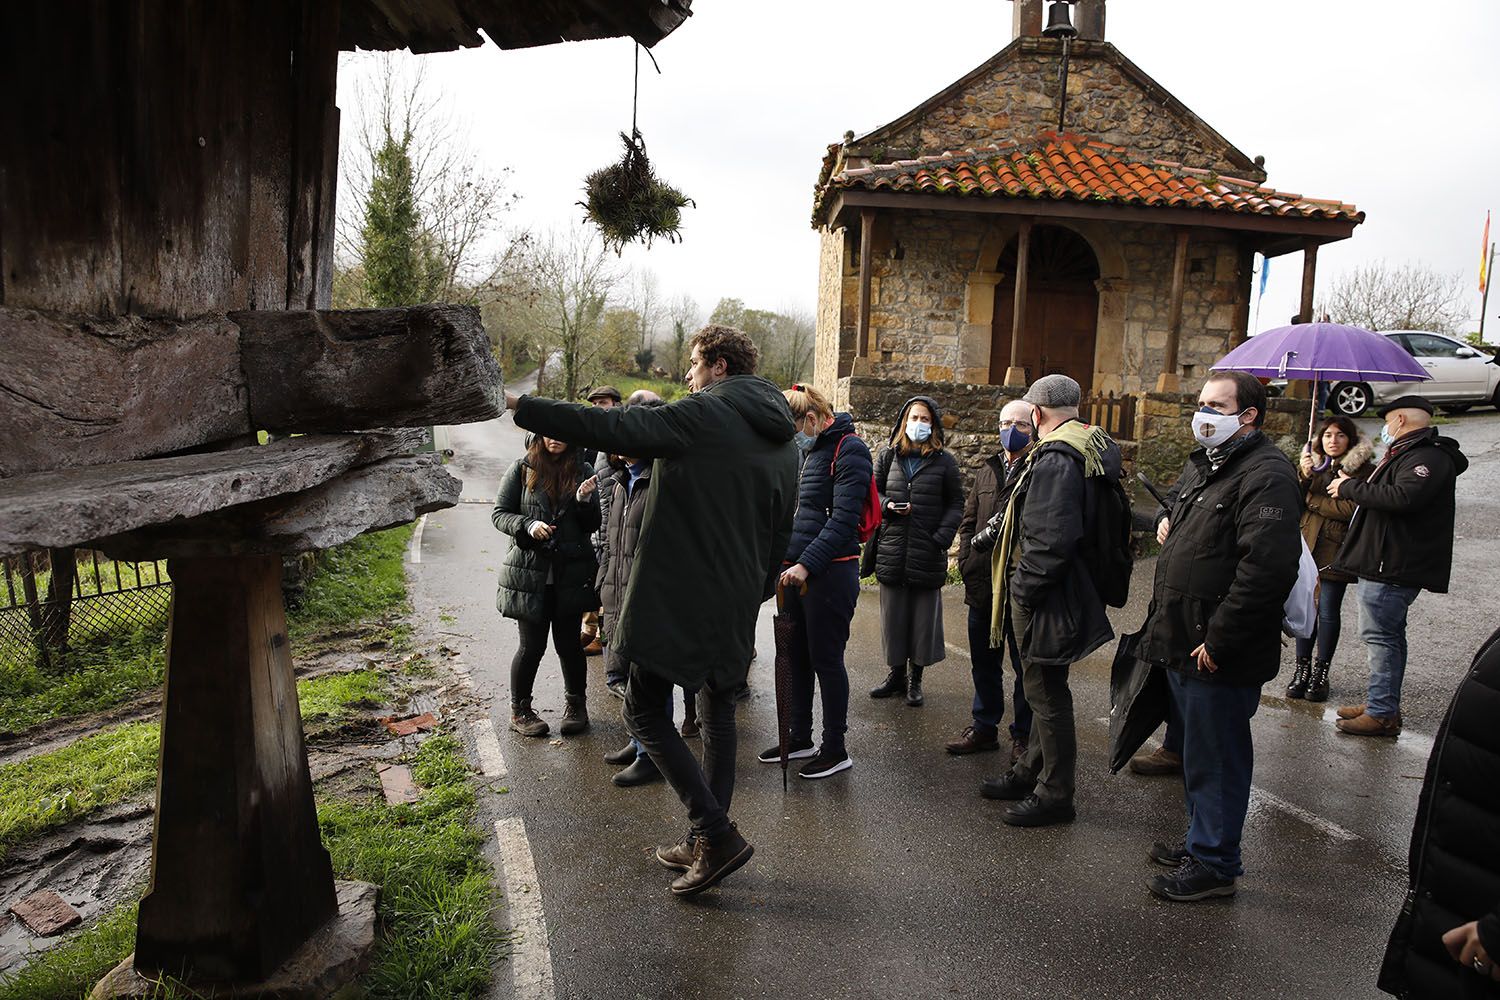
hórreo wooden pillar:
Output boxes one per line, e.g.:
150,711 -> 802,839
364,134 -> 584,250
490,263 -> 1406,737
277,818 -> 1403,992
1004,220 -> 1033,387
1156,229 -> 1191,393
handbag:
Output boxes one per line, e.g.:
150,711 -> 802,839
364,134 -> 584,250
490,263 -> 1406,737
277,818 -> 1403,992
1282,537 -> 1319,639
858,533 -> 879,579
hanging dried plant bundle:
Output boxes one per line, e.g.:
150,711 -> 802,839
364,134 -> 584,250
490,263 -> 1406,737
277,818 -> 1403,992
581,131 -> 693,254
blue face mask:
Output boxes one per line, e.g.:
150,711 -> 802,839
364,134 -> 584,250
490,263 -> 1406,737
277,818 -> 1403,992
906,420 -> 933,443
999,426 -> 1031,453
1379,423 -> 1395,446
794,431 -> 816,453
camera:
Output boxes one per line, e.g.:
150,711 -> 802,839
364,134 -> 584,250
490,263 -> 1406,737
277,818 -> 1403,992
971,511 -> 1003,554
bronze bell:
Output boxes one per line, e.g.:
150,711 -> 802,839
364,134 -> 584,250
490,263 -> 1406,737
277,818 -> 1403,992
1042,0 -> 1078,39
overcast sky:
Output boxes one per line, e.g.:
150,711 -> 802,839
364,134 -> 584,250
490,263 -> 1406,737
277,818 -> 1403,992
337,0 -> 1500,339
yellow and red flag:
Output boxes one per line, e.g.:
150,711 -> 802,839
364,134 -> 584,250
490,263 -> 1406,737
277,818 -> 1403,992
1483,211 -> 1492,293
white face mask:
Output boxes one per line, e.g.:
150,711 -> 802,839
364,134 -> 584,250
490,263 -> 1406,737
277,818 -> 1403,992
1191,406 -> 1246,448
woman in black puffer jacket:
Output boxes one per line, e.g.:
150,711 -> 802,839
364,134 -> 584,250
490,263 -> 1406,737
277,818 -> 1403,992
1379,624 -> 1500,998
492,434 -> 601,738
870,395 -> 964,707
761,384 -> 872,780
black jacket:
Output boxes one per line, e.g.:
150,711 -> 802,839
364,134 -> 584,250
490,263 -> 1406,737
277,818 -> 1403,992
1378,625 -> 1500,999
597,463 -> 651,633
514,375 -> 798,690
1006,426 -> 1119,667
491,454 -> 601,624
1332,428 -> 1468,593
873,446 -> 963,590
957,452 -> 1027,608
784,413 -> 873,577
1140,432 -> 1302,686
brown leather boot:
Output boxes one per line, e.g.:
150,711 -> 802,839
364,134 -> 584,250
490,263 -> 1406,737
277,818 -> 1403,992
1336,712 -> 1401,738
654,833 -> 696,872
1336,703 -> 1366,720
669,825 -> 754,896
510,700 -> 549,738
559,696 -> 589,736
1129,746 -> 1182,776
1009,733 -> 1029,765
945,725 -> 1000,755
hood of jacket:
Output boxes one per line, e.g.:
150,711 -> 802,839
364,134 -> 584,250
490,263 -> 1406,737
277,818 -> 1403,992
703,374 -> 796,445
889,395 -> 945,447
816,411 -> 856,446
1339,437 -> 1376,475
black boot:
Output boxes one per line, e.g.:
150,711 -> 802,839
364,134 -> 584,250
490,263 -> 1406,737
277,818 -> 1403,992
905,664 -> 925,707
1306,659 -> 1331,702
870,667 -> 907,699
1286,657 -> 1311,699
560,696 -> 589,735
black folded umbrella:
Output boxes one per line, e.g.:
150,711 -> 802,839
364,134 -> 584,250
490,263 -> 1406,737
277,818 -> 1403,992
772,583 -> 801,791
1107,630 -> 1170,774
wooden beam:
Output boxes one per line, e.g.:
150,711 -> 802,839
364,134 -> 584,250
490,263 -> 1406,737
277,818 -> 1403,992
828,190 -> 1360,244
856,209 -> 875,359
1157,229 -> 1190,393
1300,240 -> 1319,323
1230,244 -> 1254,348
0,430 -> 423,557
234,305 -> 502,432
98,456 -> 461,559
1006,220 -> 1033,387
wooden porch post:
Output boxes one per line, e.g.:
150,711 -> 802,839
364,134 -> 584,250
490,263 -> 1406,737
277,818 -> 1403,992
1156,229 -> 1190,392
1299,240 -> 1319,323
856,208 -> 876,362
1004,219 -> 1033,387
1230,245 -> 1254,348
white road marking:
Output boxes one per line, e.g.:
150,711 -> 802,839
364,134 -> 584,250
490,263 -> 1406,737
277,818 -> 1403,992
494,817 -> 556,1000
472,716 -> 507,779
407,513 -> 427,564
1249,786 -> 1360,843
945,641 -> 970,659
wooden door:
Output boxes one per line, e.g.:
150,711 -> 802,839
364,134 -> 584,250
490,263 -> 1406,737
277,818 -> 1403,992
988,226 -> 1100,392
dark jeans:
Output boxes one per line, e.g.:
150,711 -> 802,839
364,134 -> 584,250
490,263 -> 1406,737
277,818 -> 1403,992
1168,669 -> 1261,879
625,662 -> 738,839
1007,599 -> 1075,807
1294,579 -> 1349,662
510,586 -> 587,707
787,560 -> 859,754
967,604 -> 1032,738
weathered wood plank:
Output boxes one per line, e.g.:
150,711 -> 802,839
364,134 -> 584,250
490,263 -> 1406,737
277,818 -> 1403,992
235,305 -> 503,431
0,308 -> 248,479
287,1 -> 342,310
99,455 -> 460,558
0,430 -> 423,557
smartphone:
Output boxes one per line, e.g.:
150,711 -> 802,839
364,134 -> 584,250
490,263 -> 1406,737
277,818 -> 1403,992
891,502 -> 911,512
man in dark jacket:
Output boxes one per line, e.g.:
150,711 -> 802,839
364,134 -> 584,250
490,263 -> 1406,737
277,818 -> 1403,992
505,325 -> 798,897
979,374 -> 1120,828
1328,395 -> 1468,738
580,384 -> 623,656
948,398 -> 1035,760
1378,624 -> 1500,998
1139,371 -> 1301,902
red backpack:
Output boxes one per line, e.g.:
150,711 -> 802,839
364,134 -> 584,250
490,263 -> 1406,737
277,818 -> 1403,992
831,434 -> 882,543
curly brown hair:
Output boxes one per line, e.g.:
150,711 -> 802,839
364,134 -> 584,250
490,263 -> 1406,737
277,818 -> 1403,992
689,324 -> 760,376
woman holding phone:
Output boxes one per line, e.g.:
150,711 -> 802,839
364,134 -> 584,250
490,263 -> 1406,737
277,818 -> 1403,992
870,395 -> 964,707
493,434 -> 601,737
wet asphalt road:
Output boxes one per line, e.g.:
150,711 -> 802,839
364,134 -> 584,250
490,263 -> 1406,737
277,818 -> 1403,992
410,404 -> 1500,1000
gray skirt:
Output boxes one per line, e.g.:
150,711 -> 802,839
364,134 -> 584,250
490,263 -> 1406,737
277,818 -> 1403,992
879,584 -> 946,668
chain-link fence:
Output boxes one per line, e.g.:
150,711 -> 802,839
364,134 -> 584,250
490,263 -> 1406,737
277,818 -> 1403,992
0,549 -> 171,670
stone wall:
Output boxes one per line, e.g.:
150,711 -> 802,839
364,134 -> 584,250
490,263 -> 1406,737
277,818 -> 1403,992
864,39 -> 1259,180
812,228 -> 850,396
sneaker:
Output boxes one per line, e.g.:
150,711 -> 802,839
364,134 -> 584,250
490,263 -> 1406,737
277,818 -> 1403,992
1147,856 -> 1236,902
945,725 -> 1000,755
757,740 -> 816,764
1149,839 -> 1190,867
1128,746 -> 1182,776
606,679 -> 628,701
798,749 -> 852,780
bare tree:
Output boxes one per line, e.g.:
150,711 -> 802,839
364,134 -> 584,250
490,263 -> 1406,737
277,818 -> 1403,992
336,55 -> 521,305
666,293 -> 700,380
526,226 -> 620,401
1321,261 -> 1466,335
761,306 -> 817,387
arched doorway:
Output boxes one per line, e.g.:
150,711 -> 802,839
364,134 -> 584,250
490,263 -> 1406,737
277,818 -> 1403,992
988,225 -> 1100,393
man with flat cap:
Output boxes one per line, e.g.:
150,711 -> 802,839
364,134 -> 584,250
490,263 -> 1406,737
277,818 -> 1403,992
1328,394 -> 1468,737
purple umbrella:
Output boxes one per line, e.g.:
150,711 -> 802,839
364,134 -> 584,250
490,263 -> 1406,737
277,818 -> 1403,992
1212,323 -> 1429,438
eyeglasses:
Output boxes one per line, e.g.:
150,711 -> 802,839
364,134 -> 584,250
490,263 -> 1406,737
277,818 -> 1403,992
998,420 -> 1033,430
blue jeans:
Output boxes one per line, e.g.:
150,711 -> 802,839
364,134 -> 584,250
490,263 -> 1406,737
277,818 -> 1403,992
1168,669 -> 1261,879
1295,579 -> 1349,662
967,605 -> 1032,738
1358,580 -> 1420,719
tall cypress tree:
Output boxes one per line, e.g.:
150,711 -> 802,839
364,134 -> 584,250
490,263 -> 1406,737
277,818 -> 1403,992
361,131 -> 442,307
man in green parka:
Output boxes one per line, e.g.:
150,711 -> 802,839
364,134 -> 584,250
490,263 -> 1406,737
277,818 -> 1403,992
505,324 -> 798,897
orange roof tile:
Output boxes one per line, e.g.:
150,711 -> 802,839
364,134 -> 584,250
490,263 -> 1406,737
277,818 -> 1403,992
813,133 -> 1363,227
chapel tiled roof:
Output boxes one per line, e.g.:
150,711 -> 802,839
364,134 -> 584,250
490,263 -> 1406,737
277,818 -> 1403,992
812,133 -> 1364,228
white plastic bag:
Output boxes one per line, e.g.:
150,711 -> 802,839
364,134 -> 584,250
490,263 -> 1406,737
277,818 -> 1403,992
1282,537 -> 1319,639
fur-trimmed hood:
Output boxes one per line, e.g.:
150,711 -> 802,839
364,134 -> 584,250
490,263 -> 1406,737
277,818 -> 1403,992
1337,437 -> 1375,475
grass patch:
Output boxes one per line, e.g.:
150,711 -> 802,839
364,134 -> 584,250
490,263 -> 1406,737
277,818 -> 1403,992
298,669 -> 388,723
288,525 -> 414,644
0,723 -> 159,865
600,372 -> 687,402
0,624 -> 167,734
318,732 -> 501,999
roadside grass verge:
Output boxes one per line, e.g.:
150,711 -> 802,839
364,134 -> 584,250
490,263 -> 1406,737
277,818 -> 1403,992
297,669 -> 388,723
288,525 -> 415,648
0,733 -> 501,1000
0,625 -> 167,735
